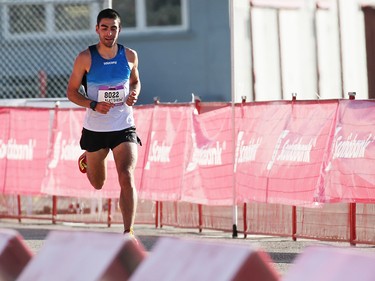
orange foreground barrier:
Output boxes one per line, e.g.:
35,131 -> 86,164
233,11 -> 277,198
1,228 -> 375,281
130,237 -> 280,281
0,229 -> 33,281
17,231 -> 146,281
283,246 -> 375,281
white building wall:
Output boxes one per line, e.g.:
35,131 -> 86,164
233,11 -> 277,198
252,8 -> 282,101
339,0 -> 368,99
233,0 -> 371,101
232,1 -> 253,102
280,6 -> 318,100
316,5 -> 342,99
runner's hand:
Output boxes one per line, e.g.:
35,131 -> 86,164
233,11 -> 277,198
96,102 -> 114,114
126,90 -> 138,106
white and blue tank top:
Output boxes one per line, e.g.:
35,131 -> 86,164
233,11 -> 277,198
83,44 -> 135,132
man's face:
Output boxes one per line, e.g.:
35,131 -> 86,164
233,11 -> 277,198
96,18 -> 121,48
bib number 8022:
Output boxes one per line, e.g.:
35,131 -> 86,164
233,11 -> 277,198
104,91 -> 120,98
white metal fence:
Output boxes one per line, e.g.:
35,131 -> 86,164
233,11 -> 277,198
0,0 -> 106,99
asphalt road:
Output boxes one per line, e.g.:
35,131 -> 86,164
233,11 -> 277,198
1,219 -> 375,278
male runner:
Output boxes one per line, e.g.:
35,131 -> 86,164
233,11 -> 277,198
66,8 -> 141,237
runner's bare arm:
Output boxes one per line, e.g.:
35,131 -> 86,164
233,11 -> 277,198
66,50 -> 92,108
126,48 -> 141,106
67,50 -> 113,113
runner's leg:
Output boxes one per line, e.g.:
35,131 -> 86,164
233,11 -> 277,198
86,148 -> 110,190
112,142 -> 138,232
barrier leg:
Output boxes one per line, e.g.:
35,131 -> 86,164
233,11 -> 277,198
107,198 -> 112,227
17,195 -> 22,223
52,196 -> 57,224
232,204 -> 238,238
243,203 -> 247,238
198,204 -> 203,233
349,203 -> 356,246
155,201 -> 159,228
160,201 -> 163,228
292,205 -> 297,241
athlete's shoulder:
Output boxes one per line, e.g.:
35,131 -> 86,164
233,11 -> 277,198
76,48 -> 91,63
72,47 -> 92,74
125,46 -> 137,55
125,47 -> 138,64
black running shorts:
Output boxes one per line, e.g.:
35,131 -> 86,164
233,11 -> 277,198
80,126 -> 142,152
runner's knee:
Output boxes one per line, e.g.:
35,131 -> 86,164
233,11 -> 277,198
118,170 -> 134,188
92,183 -> 104,190
88,177 -> 105,190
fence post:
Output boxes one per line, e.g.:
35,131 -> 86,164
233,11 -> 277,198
152,97 -> 161,229
107,199 -> 112,227
193,94 -> 201,114
349,202 -> 357,246
348,91 -> 357,245
292,206 -> 297,241
50,101 -> 60,225
193,95 -> 205,233
17,195 -> 22,223
240,97 -> 247,239
348,91 -> 356,100
243,203 -> 247,238
155,201 -> 159,228
52,196 -> 57,224
160,201 -> 163,228
198,204 -> 203,233
240,96 -> 247,117
291,93 -> 297,241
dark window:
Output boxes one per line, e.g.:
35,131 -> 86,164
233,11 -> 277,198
113,0 -> 136,28
146,0 -> 182,27
9,4 -> 46,34
55,4 -> 91,31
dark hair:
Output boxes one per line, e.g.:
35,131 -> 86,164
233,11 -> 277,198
97,8 -> 121,26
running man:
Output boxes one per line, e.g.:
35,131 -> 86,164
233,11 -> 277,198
66,8 -> 141,237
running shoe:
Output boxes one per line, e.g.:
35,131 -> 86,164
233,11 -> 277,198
124,228 -> 139,245
78,152 -> 87,173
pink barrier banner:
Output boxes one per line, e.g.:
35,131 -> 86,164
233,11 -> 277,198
181,106 -> 234,205
41,109 -> 121,198
133,105 -> 153,195
323,100 -> 375,203
41,106 -> 153,198
235,101 -> 338,206
2,99 -> 375,206
0,108 -> 50,195
0,108 -> 9,192
137,105 -> 191,201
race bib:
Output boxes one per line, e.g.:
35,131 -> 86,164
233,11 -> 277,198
98,86 -> 126,106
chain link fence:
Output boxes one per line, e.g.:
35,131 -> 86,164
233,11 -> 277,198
0,0 -> 183,100
0,0 -> 109,99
